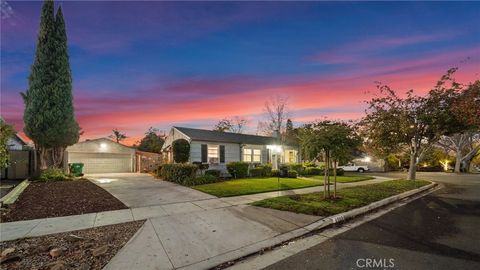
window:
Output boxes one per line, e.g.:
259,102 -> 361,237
243,149 -> 252,162
253,149 -> 261,163
208,145 -> 219,163
285,150 -> 297,163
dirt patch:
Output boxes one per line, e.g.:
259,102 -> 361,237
1,180 -> 127,222
0,220 -> 144,269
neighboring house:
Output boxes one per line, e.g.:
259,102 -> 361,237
6,135 -> 27,150
2,135 -> 33,180
161,127 -> 300,172
65,138 -> 136,174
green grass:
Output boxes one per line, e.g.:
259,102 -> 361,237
306,175 -> 374,183
193,176 -> 374,197
251,180 -> 431,216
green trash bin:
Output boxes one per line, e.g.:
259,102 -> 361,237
69,163 -> 84,177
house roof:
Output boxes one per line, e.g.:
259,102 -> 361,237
174,126 -> 280,145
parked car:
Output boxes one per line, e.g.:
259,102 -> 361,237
338,163 -> 369,173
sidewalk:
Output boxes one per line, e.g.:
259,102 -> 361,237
1,176 -> 395,269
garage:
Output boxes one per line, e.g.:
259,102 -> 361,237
66,138 -> 135,174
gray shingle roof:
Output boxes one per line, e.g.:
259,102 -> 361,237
174,126 -> 280,145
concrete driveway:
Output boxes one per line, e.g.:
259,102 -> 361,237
88,173 -> 215,208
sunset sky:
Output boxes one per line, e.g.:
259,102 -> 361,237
1,1 -> 479,145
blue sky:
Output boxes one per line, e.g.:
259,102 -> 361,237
1,1 -> 479,144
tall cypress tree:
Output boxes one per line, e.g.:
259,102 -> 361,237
22,0 -> 79,170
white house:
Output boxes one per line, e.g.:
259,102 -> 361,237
161,127 -> 300,172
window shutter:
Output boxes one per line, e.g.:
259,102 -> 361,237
220,145 -> 225,163
201,144 -> 208,163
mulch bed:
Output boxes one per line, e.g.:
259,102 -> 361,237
0,220 -> 145,269
1,180 -> 127,223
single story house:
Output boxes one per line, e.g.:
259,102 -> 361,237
161,127 -> 300,172
65,138 -> 136,174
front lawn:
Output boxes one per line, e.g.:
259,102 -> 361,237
251,180 -> 430,216
193,175 -> 374,197
306,175 -> 375,183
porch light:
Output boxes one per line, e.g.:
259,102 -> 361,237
363,156 -> 371,162
267,145 -> 282,154
100,143 -> 107,150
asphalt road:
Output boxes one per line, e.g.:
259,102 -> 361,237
264,172 -> 480,270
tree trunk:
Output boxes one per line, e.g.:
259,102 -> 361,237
333,158 -> 337,198
407,151 -> 417,180
454,148 -> 462,173
323,152 -> 328,199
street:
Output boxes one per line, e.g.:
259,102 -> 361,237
264,172 -> 480,270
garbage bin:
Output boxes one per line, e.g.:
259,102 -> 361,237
279,165 -> 289,178
69,163 -> 84,177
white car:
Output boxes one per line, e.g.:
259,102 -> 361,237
339,163 -> 369,173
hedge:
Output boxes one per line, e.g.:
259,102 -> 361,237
249,168 -> 264,177
287,170 -> 298,178
194,174 -> 222,185
227,161 -> 249,178
305,167 -> 322,175
205,169 -> 221,178
161,163 -> 198,186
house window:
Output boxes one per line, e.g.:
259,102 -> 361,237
243,149 -> 252,162
286,150 -> 297,163
208,145 -> 219,163
253,149 -> 261,163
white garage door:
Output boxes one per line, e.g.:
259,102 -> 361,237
68,152 -> 133,174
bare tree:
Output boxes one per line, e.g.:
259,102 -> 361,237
438,132 -> 480,172
109,129 -> 127,143
261,95 -> 290,137
214,116 -> 248,133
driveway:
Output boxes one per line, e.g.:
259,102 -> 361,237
88,173 -> 215,208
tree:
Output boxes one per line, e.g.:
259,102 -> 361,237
298,121 -> 360,198
21,0 -> 79,171
214,116 -> 247,133
435,80 -> 480,172
109,129 -> 127,143
172,139 -> 190,163
258,95 -> 290,137
361,71 -> 464,180
137,127 -> 165,153
0,119 -> 16,169
214,118 -> 233,132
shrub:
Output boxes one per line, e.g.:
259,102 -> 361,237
271,169 -> 279,177
39,168 -> 72,182
193,175 -> 222,185
249,168 -> 264,177
303,161 -> 317,168
205,169 -> 221,178
288,164 -> 305,175
161,163 -> 197,186
305,167 -> 322,175
172,139 -> 190,163
261,164 -> 273,177
287,170 -> 298,178
336,168 -> 345,176
226,161 -> 249,178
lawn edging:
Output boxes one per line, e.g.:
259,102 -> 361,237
0,179 -> 30,205
205,181 -> 437,270
305,181 -> 437,231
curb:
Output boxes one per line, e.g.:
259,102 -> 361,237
209,181 -> 437,270
0,179 -> 30,205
